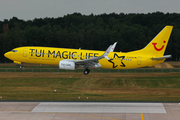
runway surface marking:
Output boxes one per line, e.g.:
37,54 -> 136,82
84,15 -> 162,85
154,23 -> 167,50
31,102 -> 166,113
141,113 -> 144,120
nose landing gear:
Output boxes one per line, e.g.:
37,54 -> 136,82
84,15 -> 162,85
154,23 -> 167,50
19,64 -> 23,69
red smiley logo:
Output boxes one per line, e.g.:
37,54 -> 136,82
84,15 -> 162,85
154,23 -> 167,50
152,41 -> 166,51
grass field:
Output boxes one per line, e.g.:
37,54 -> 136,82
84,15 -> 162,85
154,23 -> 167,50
1,61 -> 180,68
0,72 -> 180,101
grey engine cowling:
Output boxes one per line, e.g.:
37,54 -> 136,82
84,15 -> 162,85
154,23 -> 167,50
59,60 -> 75,70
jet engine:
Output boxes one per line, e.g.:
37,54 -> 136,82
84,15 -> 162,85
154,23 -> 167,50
59,60 -> 75,70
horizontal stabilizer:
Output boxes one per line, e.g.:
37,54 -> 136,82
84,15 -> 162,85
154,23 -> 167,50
151,55 -> 171,60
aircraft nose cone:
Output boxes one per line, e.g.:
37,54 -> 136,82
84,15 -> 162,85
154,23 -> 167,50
4,52 -> 11,59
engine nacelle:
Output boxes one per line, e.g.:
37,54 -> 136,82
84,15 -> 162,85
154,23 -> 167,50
59,60 -> 75,70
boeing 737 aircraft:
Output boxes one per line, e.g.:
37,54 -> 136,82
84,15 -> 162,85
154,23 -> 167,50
4,26 -> 173,75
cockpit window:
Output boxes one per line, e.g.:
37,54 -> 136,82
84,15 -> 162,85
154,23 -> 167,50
11,50 -> 18,52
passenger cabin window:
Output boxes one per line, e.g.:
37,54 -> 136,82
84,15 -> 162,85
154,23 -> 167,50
11,50 -> 17,52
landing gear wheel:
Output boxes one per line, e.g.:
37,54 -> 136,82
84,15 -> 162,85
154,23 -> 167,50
84,69 -> 90,75
19,64 -> 23,69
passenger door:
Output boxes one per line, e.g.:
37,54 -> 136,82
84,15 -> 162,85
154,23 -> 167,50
137,56 -> 141,65
23,48 -> 28,57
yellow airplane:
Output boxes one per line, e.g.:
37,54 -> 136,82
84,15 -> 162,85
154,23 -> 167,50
4,26 -> 173,75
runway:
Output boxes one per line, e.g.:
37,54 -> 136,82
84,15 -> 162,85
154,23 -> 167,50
0,102 -> 180,120
32,102 -> 166,113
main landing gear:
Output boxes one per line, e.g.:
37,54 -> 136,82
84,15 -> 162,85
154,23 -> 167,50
84,68 -> 90,75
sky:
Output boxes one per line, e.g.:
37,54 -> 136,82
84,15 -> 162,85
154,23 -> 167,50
0,0 -> 180,21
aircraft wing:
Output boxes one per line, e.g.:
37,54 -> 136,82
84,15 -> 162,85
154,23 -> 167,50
151,55 -> 172,60
74,43 -> 117,68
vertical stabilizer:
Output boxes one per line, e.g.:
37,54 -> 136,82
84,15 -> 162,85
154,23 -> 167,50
141,26 -> 173,57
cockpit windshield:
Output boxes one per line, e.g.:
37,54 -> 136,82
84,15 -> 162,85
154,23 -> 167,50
11,50 -> 18,52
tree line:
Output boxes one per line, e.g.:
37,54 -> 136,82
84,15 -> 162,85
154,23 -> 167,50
0,12 -> 180,62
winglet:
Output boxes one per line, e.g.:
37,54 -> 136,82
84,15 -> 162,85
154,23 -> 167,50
103,42 -> 117,60
103,45 -> 112,57
110,42 -> 117,52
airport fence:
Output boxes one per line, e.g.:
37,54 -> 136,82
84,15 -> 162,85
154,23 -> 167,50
0,68 -> 180,73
